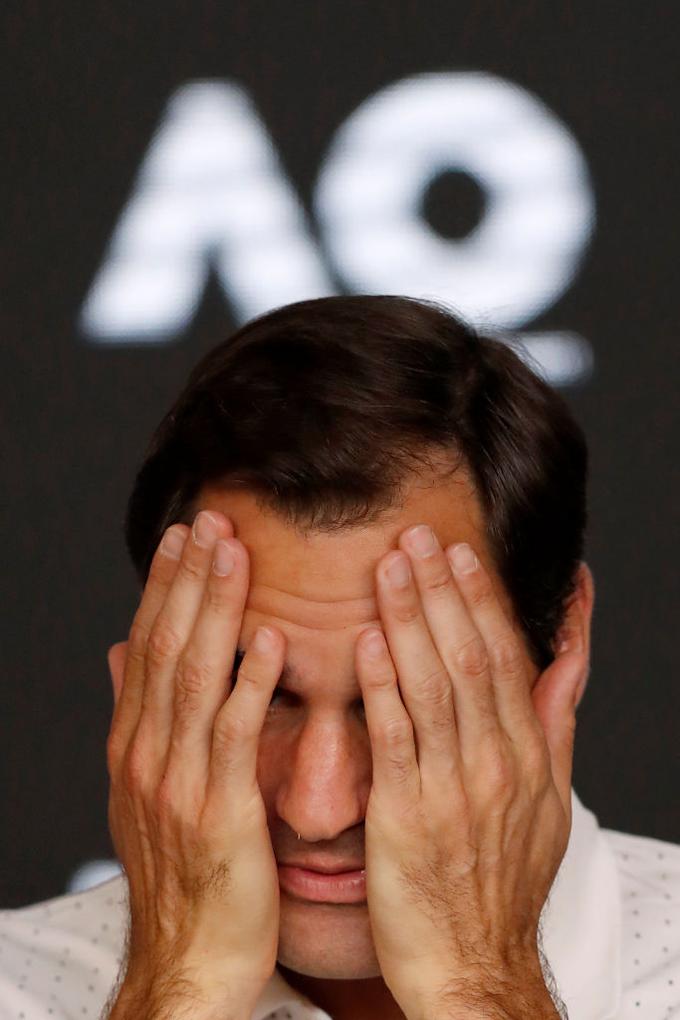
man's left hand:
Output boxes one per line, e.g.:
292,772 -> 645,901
354,525 -> 584,1020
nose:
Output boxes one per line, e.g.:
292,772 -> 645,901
274,715 -> 370,843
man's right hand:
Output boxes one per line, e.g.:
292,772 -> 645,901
105,509 -> 285,1020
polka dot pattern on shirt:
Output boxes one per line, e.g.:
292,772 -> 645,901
605,827 -> 680,1019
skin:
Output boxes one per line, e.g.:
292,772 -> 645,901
109,464 -> 594,1020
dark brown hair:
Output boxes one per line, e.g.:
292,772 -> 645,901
125,295 -> 588,671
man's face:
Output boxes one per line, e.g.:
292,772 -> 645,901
197,468 -> 540,980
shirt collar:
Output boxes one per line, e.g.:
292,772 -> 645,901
541,786 -> 622,1019
253,787 -> 622,1020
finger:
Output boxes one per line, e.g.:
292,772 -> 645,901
375,551 -> 460,781
108,641 -> 128,707
110,523 -> 191,752
134,510 -> 233,769
207,624 -> 286,803
399,527 -> 501,764
354,627 -> 420,801
445,542 -> 544,748
164,535 -> 250,797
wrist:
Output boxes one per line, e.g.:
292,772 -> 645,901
419,989 -> 559,1020
108,971 -> 256,1020
413,960 -> 561,1020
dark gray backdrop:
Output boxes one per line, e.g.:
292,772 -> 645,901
2,1 -> 678,908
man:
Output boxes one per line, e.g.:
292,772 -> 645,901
1,295 -> 678,1020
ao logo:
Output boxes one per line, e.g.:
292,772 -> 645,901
79,73 -> 595,386
70,73 -> 596,893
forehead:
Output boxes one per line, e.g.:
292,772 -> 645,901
196,466 -> 494,630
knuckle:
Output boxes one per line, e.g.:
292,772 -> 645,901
392,600 -> 421,625
421,566 -> 453,597
386,755 -> 413,785
377,719 -> 415,783
105,730 -> 126,774
363,664 -> 397,690
215,710 -> 251,745
232,665 -> 261,694
147,622 -> 183,665
203,583 -> 231,614
127,621 -> 148,662
173,690 -> 202,725
416,668 -> 453,707
484,741 -> 516,796
123,742 -> 149,792
177,556 -> 206,584
377,715 -> 413,747
467,579 -> 492,610
176,658 -> 213,699
454,635 -> 489,677
211,715 -> 251,776
489,635 -> 523,675
469,693 -> 498,734
427,709 -> 456,743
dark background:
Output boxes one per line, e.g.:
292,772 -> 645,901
2,1 -> 678,908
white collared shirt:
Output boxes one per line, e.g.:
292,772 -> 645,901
0,789 -> 678,1020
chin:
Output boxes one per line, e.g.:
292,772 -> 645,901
277,893 -> 382,979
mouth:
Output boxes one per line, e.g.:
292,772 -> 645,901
277,864 -> 367,904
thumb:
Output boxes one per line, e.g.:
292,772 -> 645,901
107,641 -> 128,708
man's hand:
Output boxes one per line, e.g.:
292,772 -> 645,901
106,510 -> 285,1020
354,525 -> 583,1020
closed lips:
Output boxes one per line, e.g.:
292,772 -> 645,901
279,861 -> 365,874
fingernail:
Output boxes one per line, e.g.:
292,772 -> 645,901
407,524 -> 436,558
160,526 -> 186,560
254,626 -> 274,652
386,554 -> 411,588
450,543 -> 478,575
212,539 -> 234,576
193,511 -> 220,548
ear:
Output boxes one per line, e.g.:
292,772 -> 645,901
554,562 -> 595,708
107,641 -> 128,707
